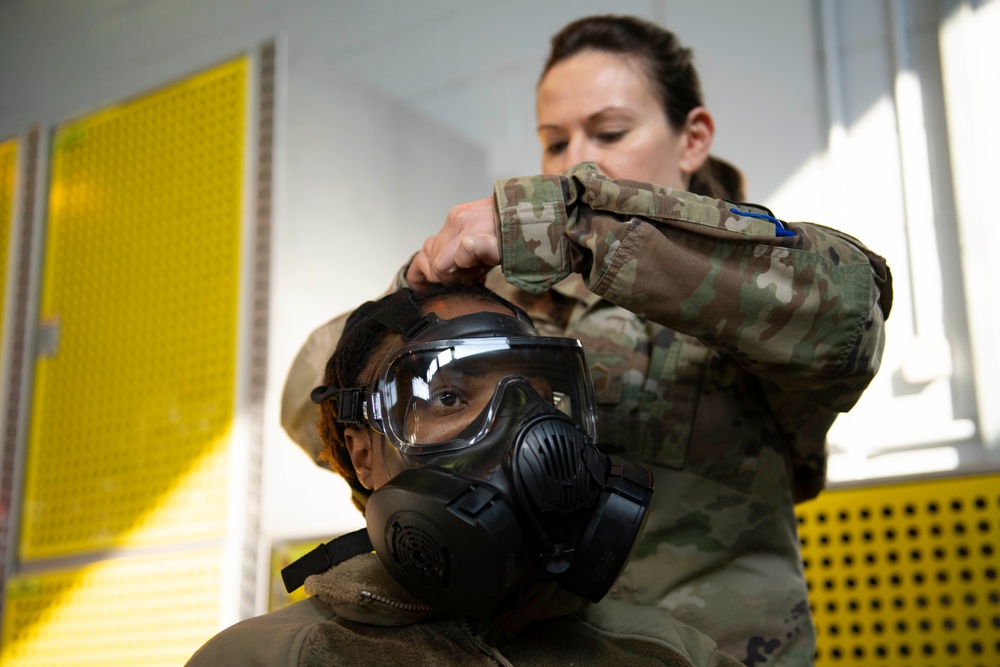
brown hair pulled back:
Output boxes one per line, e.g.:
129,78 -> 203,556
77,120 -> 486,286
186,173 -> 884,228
541,14 -> 744,201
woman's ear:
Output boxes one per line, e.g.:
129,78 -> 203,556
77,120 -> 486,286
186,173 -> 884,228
679,106 -> 715,175
343,427 -> 375,489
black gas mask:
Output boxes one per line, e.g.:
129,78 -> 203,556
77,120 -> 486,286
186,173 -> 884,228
284,292 -> 654,619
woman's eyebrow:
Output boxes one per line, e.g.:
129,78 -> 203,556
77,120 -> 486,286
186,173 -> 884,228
537,106 -> 633,132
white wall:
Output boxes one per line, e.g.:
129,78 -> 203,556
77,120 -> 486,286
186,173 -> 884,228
1,0 -> 996,581
266,53 -> 488,542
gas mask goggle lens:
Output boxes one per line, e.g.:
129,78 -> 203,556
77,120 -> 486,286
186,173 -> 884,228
364,336 -> 597,473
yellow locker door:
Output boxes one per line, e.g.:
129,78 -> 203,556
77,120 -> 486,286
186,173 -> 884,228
23,58 -> 247,559
3,57 -> 249,666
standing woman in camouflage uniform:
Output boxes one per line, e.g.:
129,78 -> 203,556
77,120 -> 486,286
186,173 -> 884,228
283,15 -> 892,667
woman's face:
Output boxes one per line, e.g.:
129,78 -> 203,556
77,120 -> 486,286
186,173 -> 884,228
536,50 -> 710,188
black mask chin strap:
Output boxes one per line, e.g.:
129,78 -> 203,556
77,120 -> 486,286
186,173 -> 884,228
281,528 -> 374,593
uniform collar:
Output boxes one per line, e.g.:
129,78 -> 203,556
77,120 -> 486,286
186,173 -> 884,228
305,552 -> 585,641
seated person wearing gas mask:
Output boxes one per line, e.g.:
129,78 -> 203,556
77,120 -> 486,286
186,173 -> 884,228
186,284 -> 743,667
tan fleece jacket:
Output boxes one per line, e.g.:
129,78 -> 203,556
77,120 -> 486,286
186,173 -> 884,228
186,553 -> 743,666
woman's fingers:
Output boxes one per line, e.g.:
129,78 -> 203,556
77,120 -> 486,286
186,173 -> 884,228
410,197 -> 500,288
454,235 -> 500,269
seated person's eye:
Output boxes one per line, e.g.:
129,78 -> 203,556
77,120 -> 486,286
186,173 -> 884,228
404,386 -> 479,444
430,389 -> 463,410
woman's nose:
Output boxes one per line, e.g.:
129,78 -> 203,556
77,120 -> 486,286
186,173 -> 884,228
567,137 -> 607,172
565,138 -> 592,168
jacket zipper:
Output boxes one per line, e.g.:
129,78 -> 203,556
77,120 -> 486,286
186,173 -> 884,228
356,591 -> 512,665
357,589 -> 434,613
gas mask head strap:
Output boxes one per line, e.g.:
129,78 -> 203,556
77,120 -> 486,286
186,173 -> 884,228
345,288 -> 439,343
312,289 -> 439,420
310,385 -> 365,424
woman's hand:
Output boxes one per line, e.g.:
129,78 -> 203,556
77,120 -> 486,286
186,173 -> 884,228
405,196 -> 501,289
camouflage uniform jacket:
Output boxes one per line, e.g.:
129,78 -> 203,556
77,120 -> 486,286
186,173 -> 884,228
485,163 -> 892,666
186,553 -> 743,667
279,163 -> 892,666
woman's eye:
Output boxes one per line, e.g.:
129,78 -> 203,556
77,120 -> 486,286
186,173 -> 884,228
545,141 -> 567,155
430,390 -> 463,409
596,131 -> 626,144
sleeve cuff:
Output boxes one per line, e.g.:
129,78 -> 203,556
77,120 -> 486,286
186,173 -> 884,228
494,173 -> 573,294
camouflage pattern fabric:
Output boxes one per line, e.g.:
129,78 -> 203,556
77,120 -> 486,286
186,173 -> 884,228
279,162 -> 892,666
486,163 -> 892,666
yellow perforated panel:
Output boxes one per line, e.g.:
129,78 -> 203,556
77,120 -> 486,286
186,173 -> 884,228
797,473 -> 1000,666
20,58 -> 247,559
1,548 -> 224,666
0,137 -> 16,337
